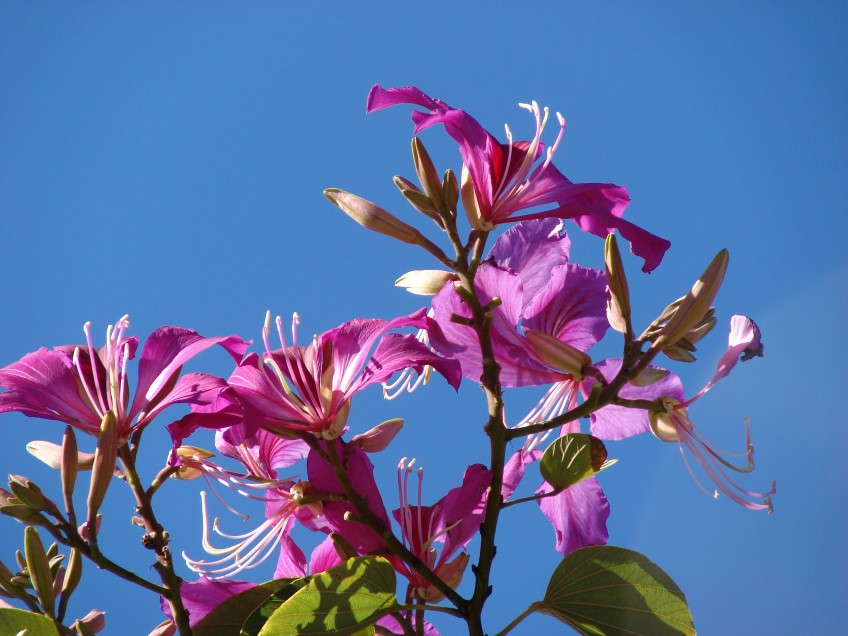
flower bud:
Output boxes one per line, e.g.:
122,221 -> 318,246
86,412 -> 118,528
604,234 -> 631,334
324,189 -> 422,244
630,367 -> 670,387
395,270 -> 457,296
443,168 -> 459,213
61,548 -> 83,600
76,608 -> 106,634
461,165 -> 490,231
351,418 -> 404,452
7,475 -> 58,516
24,526 -> 55,618
655,249 -> 729,349
393,175 -> 442,222
523,329 -> 590,379
25,440 -> 93,473
412,137 -> 447,213
662,339 -> 697,363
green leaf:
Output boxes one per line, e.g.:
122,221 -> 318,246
258,556 -> 398,636
0,607 -> 59,635
240,578 -> 310,635
192,578 -> 303,636
534,546 -> 695,635
539,434 -> 613,490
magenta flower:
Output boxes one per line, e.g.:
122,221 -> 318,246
430,219 -> 608,387
367,85 -> 670,272
307,440 -> 491,602
502,438 -> 610,557
228,310 -> 460,440
180,426 -> 320,579
0,316 -> 248,440
583,316 -> 774,511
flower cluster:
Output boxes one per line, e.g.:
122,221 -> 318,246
0,85 -> 772,636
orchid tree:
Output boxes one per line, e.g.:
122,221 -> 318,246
0,85 -> 772,636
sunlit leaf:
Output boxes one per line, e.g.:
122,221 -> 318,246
0,608 -> 59,635
240,578 -> 310,635
533,546 -> 695,635
258,556 -> 398,635
192,578 -> 303,636
539,434 -> 613,490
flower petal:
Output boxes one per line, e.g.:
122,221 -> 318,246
537,477 -> 610,556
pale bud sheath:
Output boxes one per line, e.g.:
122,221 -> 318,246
395,270 -> 458,296
324,188 -> 422,244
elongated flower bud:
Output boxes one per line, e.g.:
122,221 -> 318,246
461,165 -> 489,231
443,168 -> 459,213
24,526 -> 55,618
412,137 -> 447,213
25,439 -> 94,473
351,418 -> 404,452
7,475 -> 58,516
324,189 -> 422,244
524,329 -> 590,379
86,412 -> 118,529
395,270 -> 457,296
605,234 -> 631,334
61,548 -> 83,600
655,250 -> 729,349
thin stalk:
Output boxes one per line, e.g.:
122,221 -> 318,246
118,445 -> 192,635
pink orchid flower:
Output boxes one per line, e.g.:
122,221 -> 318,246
367,85 -> 670,272
0,316 -> 248,440
227,310 -> 460,440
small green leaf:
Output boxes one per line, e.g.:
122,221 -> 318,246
192,578 -> 302,636
258,556 -> 398,636
535,545 -> 695,635
240,578 -> 310,635
539,434 -> 611,490
0,607 -> 59,635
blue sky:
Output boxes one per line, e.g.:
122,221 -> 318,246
1,2 -> 846,634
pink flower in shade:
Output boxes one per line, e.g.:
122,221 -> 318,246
366,85 -> 670,272
583,315 -> 774,511
430,219 -> 608,388
0,316 -> 248,440
227,310 -> 460,440
307,440 -> 491,603
179,426 -> 333,580
502,436 -> 610,558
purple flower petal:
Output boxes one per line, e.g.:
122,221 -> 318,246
583,359 -> 684,440
537,477 -> 610,555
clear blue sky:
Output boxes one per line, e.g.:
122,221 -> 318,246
1,2 -> 846,634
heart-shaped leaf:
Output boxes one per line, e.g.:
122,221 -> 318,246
0,608 -> 59,636
192,578 -> 302,636
258,556 -> 398,635
539,434 -> 613,490
534,545 -> 695,635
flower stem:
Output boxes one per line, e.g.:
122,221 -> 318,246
117,445 -> 192,635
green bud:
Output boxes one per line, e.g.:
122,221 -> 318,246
524,329 -> 590,379
443,168 -> 459,213
61,548 -> 82,600
631,367 -> 671,387
655,249 -> 729,349
604,234 -> 631,334
24,526 -> 55,618
7,475 -> 57,515
412,137 -> 447,212
324,188 -> 422,244
86,412 -> 118,529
